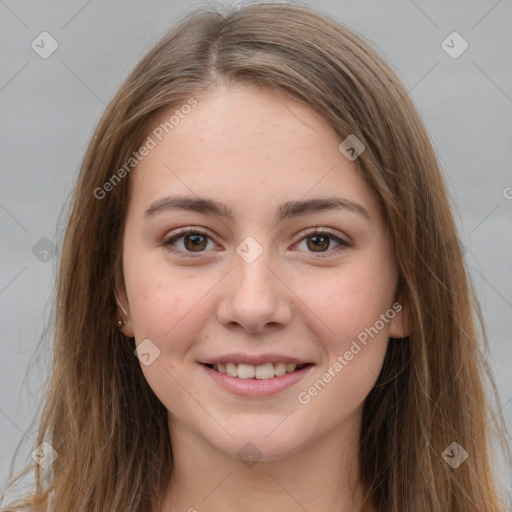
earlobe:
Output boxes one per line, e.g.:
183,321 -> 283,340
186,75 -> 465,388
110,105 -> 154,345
388,301 -> 412,339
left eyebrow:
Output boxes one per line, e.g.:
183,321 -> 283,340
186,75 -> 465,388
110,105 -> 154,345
144,195 -> 371,222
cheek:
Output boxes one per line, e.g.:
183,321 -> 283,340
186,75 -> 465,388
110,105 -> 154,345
126,269 -> 212,416
124,260 -> 214,350
293,260 -> 396,344
290,259 -> 395,414
294,275 -> 391,417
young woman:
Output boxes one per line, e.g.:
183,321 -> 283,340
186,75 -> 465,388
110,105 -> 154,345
1,3 -> 509,511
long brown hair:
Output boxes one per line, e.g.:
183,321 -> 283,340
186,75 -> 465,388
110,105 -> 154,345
1,3 -> 509,511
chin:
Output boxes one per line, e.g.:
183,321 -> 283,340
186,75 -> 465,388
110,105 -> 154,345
205,419 -> 311,463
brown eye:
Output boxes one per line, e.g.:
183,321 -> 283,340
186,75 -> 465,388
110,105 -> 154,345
306,234 -> 331,252
182,233 -> 208,252
295,229 -> 348,257
162,229 -> 215,256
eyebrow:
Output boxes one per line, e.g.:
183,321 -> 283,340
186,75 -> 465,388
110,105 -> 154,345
144,195 -> 371,222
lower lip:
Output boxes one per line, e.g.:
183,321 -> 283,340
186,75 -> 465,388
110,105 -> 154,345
201,363 -> 314,397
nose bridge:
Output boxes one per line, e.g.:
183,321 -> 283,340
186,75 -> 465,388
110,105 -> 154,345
232,235 -> 277,300
215,234 -> 292,331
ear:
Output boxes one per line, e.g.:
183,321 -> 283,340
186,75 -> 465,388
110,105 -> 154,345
114,272 -> 134,338
388,299 -> 412,339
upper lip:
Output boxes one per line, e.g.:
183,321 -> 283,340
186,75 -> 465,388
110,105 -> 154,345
200,353 -> 313,366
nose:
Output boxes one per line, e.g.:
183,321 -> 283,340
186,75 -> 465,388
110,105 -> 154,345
215,244 -> 293,334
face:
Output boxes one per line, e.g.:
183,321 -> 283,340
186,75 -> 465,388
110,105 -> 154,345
117,83 -> 408,461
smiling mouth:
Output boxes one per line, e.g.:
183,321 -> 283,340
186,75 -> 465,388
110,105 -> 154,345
203,362 -> 312,380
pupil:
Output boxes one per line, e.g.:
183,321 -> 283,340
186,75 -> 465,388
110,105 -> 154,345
185,234 -> 207,251
308,235 -> 328,252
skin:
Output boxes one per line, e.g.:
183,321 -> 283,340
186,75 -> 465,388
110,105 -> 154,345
116,83 -> 409,512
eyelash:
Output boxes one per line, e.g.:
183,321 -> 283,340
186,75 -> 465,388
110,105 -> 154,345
161,227 -> 349,259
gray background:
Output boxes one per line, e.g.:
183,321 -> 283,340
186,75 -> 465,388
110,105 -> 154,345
1,0 -> 511,501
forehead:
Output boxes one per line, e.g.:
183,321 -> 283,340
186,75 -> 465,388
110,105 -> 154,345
127,84 -> 380,221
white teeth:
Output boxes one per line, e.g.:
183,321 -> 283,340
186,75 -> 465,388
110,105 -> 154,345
255,363 -> 274,380
274,362 -> 287,376
225,363 -> 238,377
213,361 -> 304,379
237,364 -> 255,379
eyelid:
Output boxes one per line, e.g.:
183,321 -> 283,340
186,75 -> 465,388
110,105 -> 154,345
298,226 -> 348,242
293,227 -> 349,258
161,227 -> 219,258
